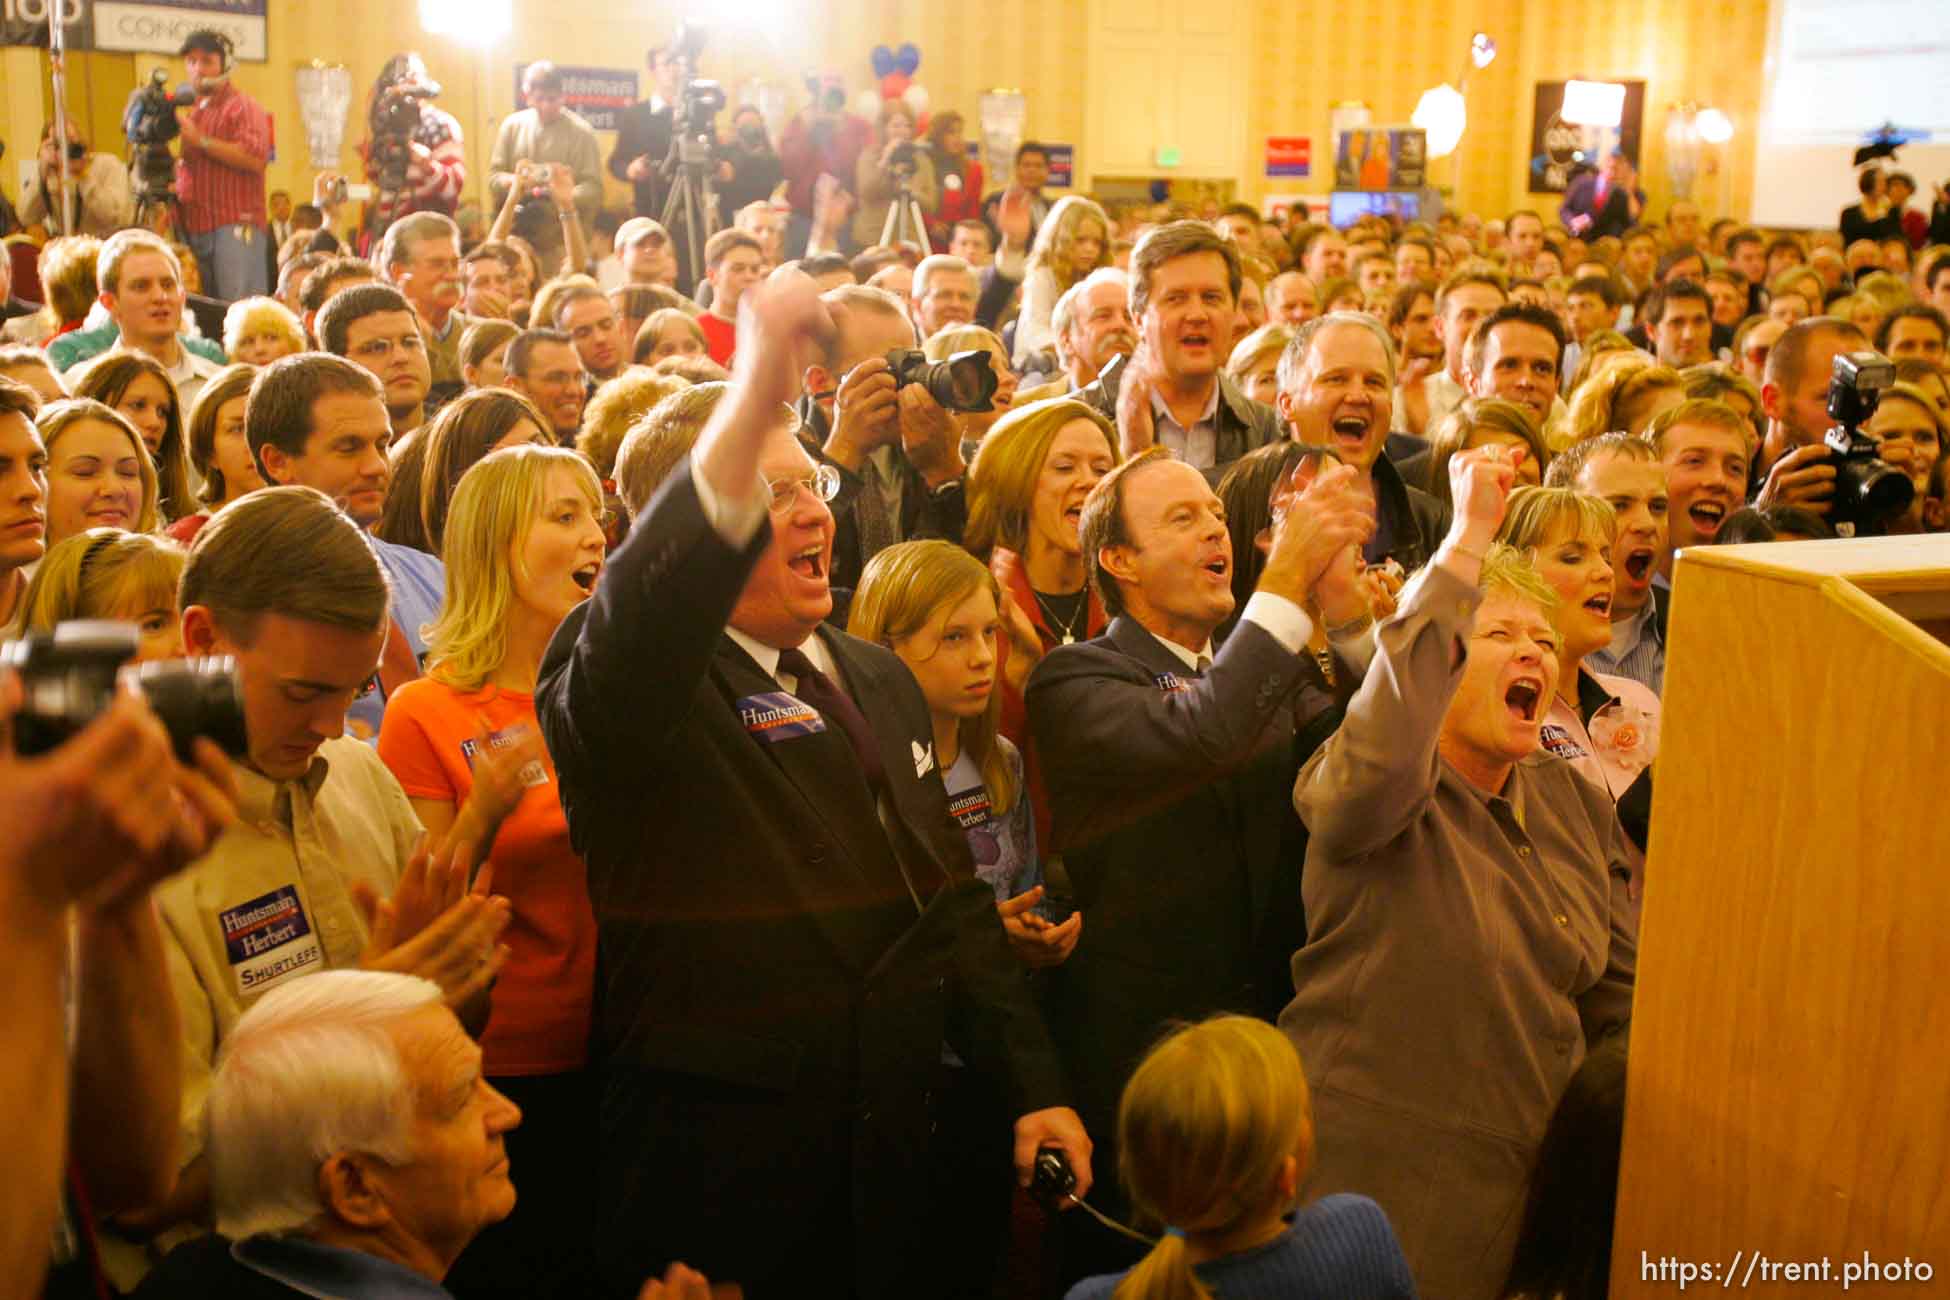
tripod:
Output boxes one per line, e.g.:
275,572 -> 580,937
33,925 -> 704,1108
660,129 -> 719,291
879,168 -> 929,249
131,145 -> 182,237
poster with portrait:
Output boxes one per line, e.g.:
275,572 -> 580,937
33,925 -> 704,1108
1527,79 -> 1644,194
1332,126 -> 1426,191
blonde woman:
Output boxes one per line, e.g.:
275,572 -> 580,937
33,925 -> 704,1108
1225,323 -> 1295,407
853,99 -> 937,251
8,234 -> 100,347
377,444 -> 607,1290
1423,398 -> 1549,506
1496,486 -> 1660,870
924,323 -> 1019,448
20,528 -> 186,660
167,362 -> 262,544
221,295 -> 307,366
1014,195 -> 1113,368
69,351 -> 196,521
1563,355 -> 1684,448
36,398 -> 158,546
1066,1017 -> 1412,1300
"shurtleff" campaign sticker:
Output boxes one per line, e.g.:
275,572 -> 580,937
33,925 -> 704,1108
220,885 -> 324,997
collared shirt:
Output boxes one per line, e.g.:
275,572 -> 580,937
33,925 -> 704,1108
346,537 -> 447,741
421,307 -> 475,388
1151,383 -> 1221,470
234,1233 -> 454,1298
177,81 -> 272,234
155,738 -> 422,1172
726,623 -> 839,690
1150,590 -> 1316,674
1586,598 -> 1664,695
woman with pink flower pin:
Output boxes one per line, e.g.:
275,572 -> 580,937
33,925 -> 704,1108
1497,485 -> 1661,899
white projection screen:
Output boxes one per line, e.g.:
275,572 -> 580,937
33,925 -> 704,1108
1749,0 -> 1950,229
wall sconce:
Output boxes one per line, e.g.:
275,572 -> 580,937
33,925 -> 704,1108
1413,32 -> 1497,161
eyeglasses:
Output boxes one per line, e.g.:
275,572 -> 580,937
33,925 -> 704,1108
765,464 -> 841,513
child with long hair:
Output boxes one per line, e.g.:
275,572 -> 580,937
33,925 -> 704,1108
1068,1016 -> 1415,1300
1016,196 -> 1113,369
19,528 -> 186,661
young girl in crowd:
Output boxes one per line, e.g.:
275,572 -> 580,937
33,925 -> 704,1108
220,295 -> 307,366
35,398 -> 158,547
19,528 -> 185,660
1424,398 -> 1550,507
1066,1016 -> 1415,1300
69,351 -> 195,521
964,399 -> 1120,842
848,537 -> 1074,1299
460,318 -> 519,389
634,307 -> 708,365
167,363 -> 262,544
1016,196 -> 1113,368
376,443 -> 606,1296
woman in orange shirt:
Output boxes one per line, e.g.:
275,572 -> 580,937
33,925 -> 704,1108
377,443 -> 608,1297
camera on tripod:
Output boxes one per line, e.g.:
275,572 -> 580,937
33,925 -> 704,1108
1822,351 -> 1913,532
122,68 -> 195,206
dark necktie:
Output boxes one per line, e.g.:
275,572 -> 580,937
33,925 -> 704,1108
777,646 -> 886,791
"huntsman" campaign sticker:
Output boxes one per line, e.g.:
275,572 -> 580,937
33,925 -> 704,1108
220,885 -> 324,997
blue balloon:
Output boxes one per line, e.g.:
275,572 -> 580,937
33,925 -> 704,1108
895,42 -> 921,77
870,45 -> 896,79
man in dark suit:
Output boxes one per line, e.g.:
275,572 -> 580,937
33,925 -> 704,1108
610,46 -> 681,226
536,274 -> 1089,1300
1559,151 -> 1644,241
1027,446 -> 1374,1278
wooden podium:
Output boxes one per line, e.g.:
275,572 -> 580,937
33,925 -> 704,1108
1611,537 -> 1950,1296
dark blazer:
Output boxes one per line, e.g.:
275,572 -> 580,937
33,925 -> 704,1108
1368,451 -> 1451,573
1558,173 -> 1643,241
1073,364 -> 1283,484
609,99 -> 674,221
536,463 -> 1064,1298
1026,615 -> 1319,1208
799,400 -> 968,592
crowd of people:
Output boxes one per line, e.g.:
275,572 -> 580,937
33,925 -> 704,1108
4,23 -> 1950,1300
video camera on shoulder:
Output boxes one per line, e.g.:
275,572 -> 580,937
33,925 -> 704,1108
1,621 -> 247,761
1822,350 -> 1912,532
885,348 -> 999,414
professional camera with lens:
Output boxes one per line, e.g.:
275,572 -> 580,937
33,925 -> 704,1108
1822,350 -> 1913,532
122,68 -> 196,202
885,348 -> 1000,413
509,160 -> 558,240
368,78 -> 439,198
1,622 -> 248,761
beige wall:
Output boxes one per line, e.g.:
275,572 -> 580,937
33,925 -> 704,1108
5,0 -> 1767,229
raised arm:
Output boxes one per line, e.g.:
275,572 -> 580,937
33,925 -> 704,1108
1295,446 -> 1515,859
536,273 -> 836,782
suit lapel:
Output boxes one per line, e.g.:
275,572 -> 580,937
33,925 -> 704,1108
713,636 -> 898,971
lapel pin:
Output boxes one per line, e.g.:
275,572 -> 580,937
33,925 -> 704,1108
912,739 -> 934,778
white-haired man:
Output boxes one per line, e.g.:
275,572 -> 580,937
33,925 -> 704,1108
1016,267 -> 1136,404
133,972 -> 519,1296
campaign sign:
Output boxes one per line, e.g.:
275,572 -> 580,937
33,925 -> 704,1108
514,63 -> 639,133
737,692 -> 828,743
1266,136 -> 1311,178
220,884 -> 323,996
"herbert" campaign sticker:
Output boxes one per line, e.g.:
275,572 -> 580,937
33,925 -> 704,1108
737,692 -> 828,743
220,885 -> 325,997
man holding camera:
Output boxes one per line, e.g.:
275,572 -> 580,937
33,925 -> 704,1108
489,63 -> 603,274
611,45 -> 685,230
175,29 -> 272,301
361,53 -> 466,231
1753,317 -> 1916,527
800,284 -> 969,591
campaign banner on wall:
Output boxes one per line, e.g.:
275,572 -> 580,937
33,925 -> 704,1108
1044,142 -> 1074,188
1527,79 -> 1644,193
513,63 -> 639,133
1266,136 -> 1311,179
3,0 -> 267,60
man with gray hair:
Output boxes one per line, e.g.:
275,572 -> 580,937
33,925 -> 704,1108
910,252 -> 1024,341
377,211 -> 474,395
1076,220 -> 1282,481
133,971 -> 523,1297
1276,311 -> 1450,571
1016,267 -> 1136,404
